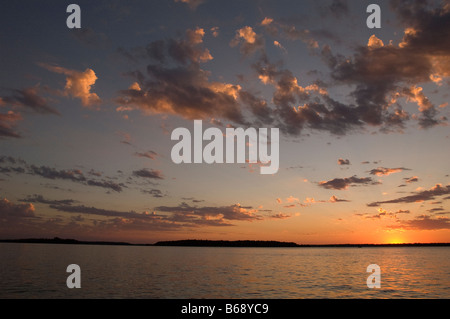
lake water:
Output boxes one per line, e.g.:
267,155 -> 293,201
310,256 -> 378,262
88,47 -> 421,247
0,243 -> 449,299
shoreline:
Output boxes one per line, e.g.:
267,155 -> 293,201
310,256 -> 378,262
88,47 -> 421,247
1,238 -> 449,248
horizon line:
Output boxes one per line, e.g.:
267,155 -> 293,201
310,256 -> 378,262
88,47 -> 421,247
1,237 -> 449,248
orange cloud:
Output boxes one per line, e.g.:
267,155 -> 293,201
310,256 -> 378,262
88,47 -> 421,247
39,63 -> 101,107
230,26 -> 265,55
260,17 -> 273,26
369,167 -> 408,176
367,35 -> 384,49
286,196 -> 299,203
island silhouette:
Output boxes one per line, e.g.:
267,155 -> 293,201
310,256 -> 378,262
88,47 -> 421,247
0,237 -> 449,247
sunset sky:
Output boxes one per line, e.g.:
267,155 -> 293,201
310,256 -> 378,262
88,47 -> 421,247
1,0 -> 449,244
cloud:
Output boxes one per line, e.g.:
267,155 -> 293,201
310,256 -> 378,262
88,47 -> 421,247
260,18 -> 319,49
364,208 -> 411,219
132,168 -> 164,180
29,165 -> 86,182
0,111 -> 22,138
19,194 -> 76,206
117,1 -> 448,138
117,131 -> 133,146
38,200 -> 264,230
405,176 -> 419,183
239,91 -> 275,125
86,180 -> 124,193
29,165 -> 125,192
252,54 -> 361,136
134,150 -> 158,160
329,195 -> 350,203
269,213 -> 291,219
141,189 -> 166,198
155,202 -> 262,222
0,198 -> 36,219
391,215 -> 450,230
319,176 -> 380,190
367,35 -> 385,49
322,1 -> 450,130
368,184 -> 450,207
230,26 -> 265,56
0,156 -> 25,165
116,28 -> 247,125
369,167 -> 409,176
260,17 -> 273,26
286,196 -> 299,203
169,28 -> 213,64
338,158 -> 350,165
0,87 -> 59,115
182,197 -> 205,203
0,157 -> 125,192
273,40 -> 287,53
39,63 -> 101,107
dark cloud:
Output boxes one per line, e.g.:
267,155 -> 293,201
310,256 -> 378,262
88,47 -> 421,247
260,17 -> 319,49
405,176 -> 419,183
0,156 -> 26,165
29,165 -> 86,182
29,195 -> 261,230
369,167 -> 410,176
0,111 -> 22,138
0,198 -> 36,219
86,180 -> 125,193
269,213 -> 291,219
134,150 -> 158,160
181,197 -> 205,203
239,91 -> 274,125
230,26 -> 265,56
329,195 -> 351,203
141,189 -> 165,198
116,28 -> 247,125
364,208 -> 410,219
49,203 -> 158,220
87,169 -> 102,177
132,168 -> 164,180
112,2 -> 448,138
391,215 -> 450,230
319,176 -> 380,190
323,1 -> 450,130
0,166 -> 25,175
338,158 -> 350,165
155,202 -> 262,222
19,194 -> 76,206
252,55 -> 363,136
0,157 -> 125,192
368,184 -> 450,207
1,87 -> 60,115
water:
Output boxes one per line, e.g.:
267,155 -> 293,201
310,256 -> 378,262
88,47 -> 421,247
0,243 -> 449,299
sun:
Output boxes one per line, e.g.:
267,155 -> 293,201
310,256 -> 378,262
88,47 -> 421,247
388,238 -> 405,244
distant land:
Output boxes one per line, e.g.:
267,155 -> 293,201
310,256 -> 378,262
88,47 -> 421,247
0,238 -> 449,247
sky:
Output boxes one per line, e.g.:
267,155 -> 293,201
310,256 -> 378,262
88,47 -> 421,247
0,0 -> 449,244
